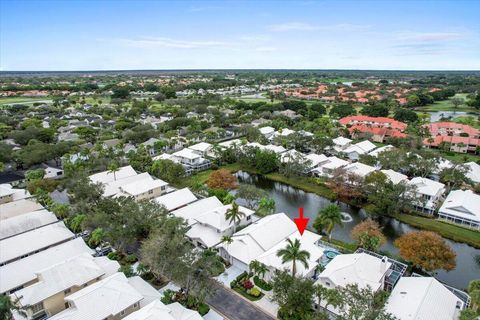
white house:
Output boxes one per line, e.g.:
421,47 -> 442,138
154,188 -> 197,211
186,204 -> 254,248
11,253 -> 120,319
48,273 -> 161,320
332,137 -> 352,152
438,190 -> 480,229
0,209 -> 57,240
0,221 -> 75,266
0,198 -> 44,221
218,139 -> 243,150
343,140 -> 377,161
0,184 -> 31,205
0,238 -> 93,295
170,196 -> 223,226
344,162 -> 377,179
368,145 -> 394,158
217,213 -> 323,278
172,148 -> 209,167
380,169 -> 408,185
188,142 -> 214,158
89,165 -> 137,185
259,126 -> 276,139
464,161 -> 480,184
124,300 -> 203,320
311,156 -> 349,177
385,277 -> 464,320
245,142 -> 286,155
316,253 -> 392,292
408,177 -> 446,214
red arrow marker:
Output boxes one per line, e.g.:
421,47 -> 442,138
294,207 -> 309,236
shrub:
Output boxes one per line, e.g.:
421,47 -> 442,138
243,279 -> 254,289
107,251 -> 120,260
230,280 -> 237,289
253,276 -> 273,291
197,303 -> 210,316
125,254 -> 137,263
161,289 -> 175,304
235,271 -> 248,282
119,265 -> 134,277
247,287 -> 261,297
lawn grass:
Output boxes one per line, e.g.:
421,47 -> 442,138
390,213 -> 480,248
0,96 -> 53,105
416,93 -> 476,112
264,172 -> 336,200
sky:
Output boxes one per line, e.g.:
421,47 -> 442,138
1,0 -> 479,71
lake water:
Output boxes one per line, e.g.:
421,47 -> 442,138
428,111 -> 479,122
235,171 -> 480,290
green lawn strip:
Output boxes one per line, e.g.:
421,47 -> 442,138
390,213 -> 480,248
264,173 -> 336,200
0,96 -> 54,105
232,287 -> 264,301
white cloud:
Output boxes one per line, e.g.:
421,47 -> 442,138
396,32 -> 465,42
267,22 -> 371,32
113,37 -> 236,49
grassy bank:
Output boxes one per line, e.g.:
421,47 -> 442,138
263,172 -> 336,200
390,213 -> 480,248
415,93 -> 476,112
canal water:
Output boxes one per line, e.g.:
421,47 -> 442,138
428,111 -> 479,122
235,171 -> 480,290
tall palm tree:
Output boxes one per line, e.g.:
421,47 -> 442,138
256,263 -> 268,280
221,235 -> 233,261
313,204 -> 344,241
108,161 -> 120,181
225,202 -> 245,233
276,238 -> 310,277
249,260 -> 260,276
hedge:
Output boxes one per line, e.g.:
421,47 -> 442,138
253,276 -> 272,291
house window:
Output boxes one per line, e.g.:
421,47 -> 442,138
64,288 -> 71,295
148,189 -> 153,194
133,303 -> 138,308
120,310 -> 125,316
31,302 -> 44,314
64,302 -> 70,309
325,281 -> 331,287
247,216 -> 251,221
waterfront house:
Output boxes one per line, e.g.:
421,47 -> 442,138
343,140 -> 377,161
154,188 -> 198,211
380,169 -> 409,185
170,196 -> 223,227
407,177 -> 446,214
332,137 -> 352,152
438,190 -> 480,229
311,156 -> 349,177
385,277 -> 465,320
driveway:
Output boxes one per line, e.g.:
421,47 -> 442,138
207,284 -> 276,320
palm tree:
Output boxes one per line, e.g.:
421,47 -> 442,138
249,260 -> 260,276
256,263 -> 268,280
108,161 -> 120,181
313,204 -> 344,241
225,202 -> 245,233
221,235 -> 233,261
276,238 -> 310,277
314,284 -> 329,310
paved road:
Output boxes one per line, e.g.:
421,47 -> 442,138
208,285 -> 276,320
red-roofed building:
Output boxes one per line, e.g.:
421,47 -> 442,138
339,116 -> 408,142
423,122 -> 480,153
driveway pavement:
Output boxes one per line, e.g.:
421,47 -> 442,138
207,284 -> 276,320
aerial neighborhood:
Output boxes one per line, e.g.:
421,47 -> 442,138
1,69 -> 479,320
1,0 -> 480,319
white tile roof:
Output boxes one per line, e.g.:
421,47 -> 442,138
0,199 -> 44,221
259,126 -> 275,135
385,277 -> 463,320
154,188 -> 197,211
173,148 -> 202,160
120,178 -> 168,197
217,213 -> 297,266
465,161 -> 480,183
188,142 -> 212,153
171,196 -> 223,226
368,145 -> 394,157
218,139 -> 242,149
102,172 -> 154,197
280,150 -> 305,163
0,209 -> 58,240
408,177 -> 446,197
381,169 -> 408,185
317,253 -> 391,291
246,142 -> 286,154
0,184 -> 31,201
332,137 -> 352,147
320,156 -> 349,170
439,190 -> 480,223
89,165 -> 137,185
305,153 -> 329,167
13,253 -> 119,306
123,300 -> 176,320
193,204 -> 254,232
168,302 -> 204,320
0,238 -> 93,294
344,162 -> 377,178
256,230 -> 323,277
0,221 -> 74,265
127,276 -> 162,307
49,273 -> 144,320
